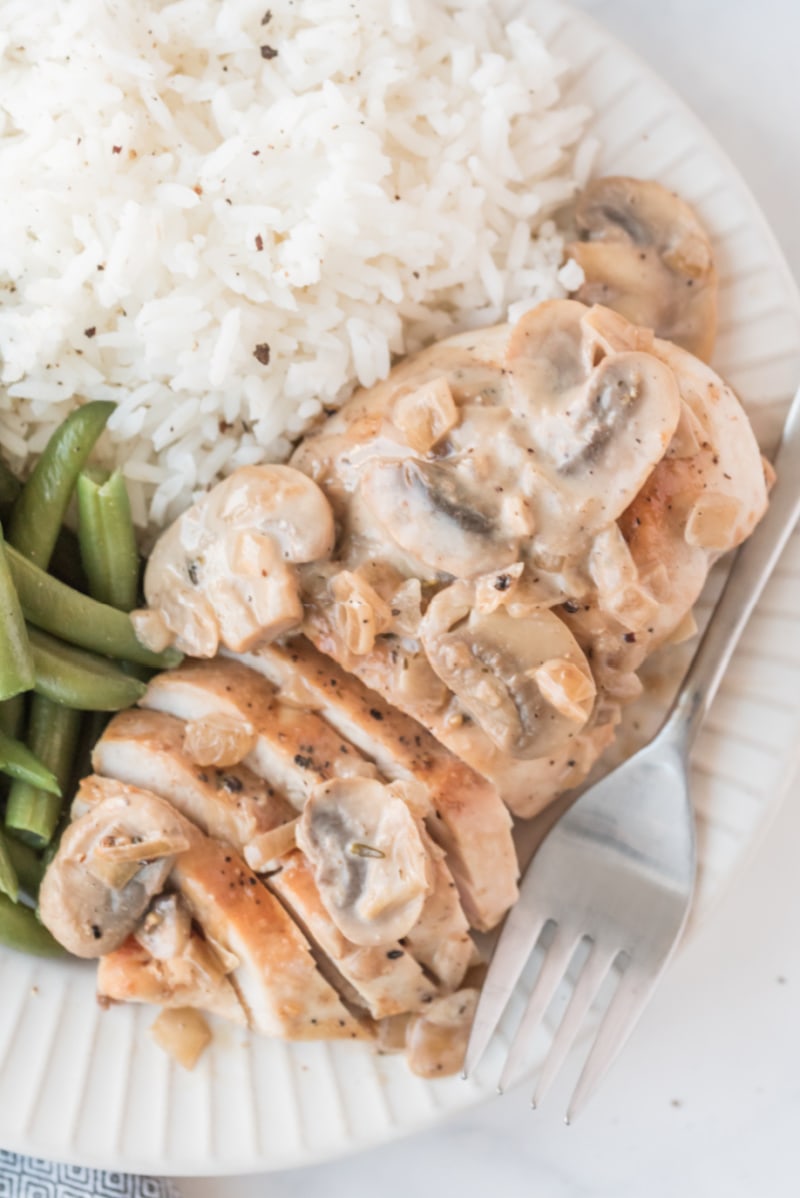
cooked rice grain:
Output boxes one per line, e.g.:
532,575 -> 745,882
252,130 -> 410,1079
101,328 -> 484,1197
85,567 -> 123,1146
0,0 -> 591,533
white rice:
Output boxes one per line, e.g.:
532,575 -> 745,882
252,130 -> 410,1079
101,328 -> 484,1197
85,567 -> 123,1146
0,0 -> 592,534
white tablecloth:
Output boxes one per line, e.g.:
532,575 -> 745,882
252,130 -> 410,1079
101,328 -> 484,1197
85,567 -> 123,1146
173,3 -> 798,1194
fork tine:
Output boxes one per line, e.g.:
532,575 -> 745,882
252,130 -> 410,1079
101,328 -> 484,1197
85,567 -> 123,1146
498,923 -> 581,1094
531,942 -> 616,1110
462,908 -> 548,1078
566,956 -> 665,1123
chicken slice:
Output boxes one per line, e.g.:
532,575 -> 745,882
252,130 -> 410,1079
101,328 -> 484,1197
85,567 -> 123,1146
141,658 -> 377,809
234,639 -> 518,933
49,779 -> 369,1042
93,707 -> 443,1017
92,708 -> 296,847
402,834 -> 476,992
97,933 -> 246,1025
268,851 -> 437,1020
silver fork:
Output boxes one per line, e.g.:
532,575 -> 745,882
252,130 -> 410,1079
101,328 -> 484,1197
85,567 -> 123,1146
464,382 -> 800,1121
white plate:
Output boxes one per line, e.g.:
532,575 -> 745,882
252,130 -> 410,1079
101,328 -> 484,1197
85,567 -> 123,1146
1,0 -> 799,1175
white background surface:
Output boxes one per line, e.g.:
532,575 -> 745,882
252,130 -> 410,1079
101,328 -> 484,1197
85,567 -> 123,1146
179,3 -> 800,1195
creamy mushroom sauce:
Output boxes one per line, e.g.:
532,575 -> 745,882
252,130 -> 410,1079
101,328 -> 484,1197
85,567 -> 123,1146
293,291 -> 766,816
40,178 -> 771,1078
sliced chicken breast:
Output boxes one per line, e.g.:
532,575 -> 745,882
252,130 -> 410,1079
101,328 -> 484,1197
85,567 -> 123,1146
268,851 -> 437,1020
141,658 -> 377,809
97,934 -> 246,1025
94,709 -> 445,1017
402,835 -> 476,992
92,708 -> 296,847
53,778 -> 369,1042
234,639 -> 518,932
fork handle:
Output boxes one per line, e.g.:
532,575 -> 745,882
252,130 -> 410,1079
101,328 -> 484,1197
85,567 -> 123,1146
664,383 -> 800,751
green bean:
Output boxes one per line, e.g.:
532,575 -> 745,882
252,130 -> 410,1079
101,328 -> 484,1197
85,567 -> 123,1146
49,525 -> 89,594
29,626 -> 147,712
0,728 -> 60,794
6,543 -> 181,670
0,893 -> 64,957
0,456 -> 20,507
6,695 -> 80,846
77,468 -> 140,611
0,694 -> 25,740
5,834 -> 45,900
0,830 -> 19,901
0,529 -> 35,701
8,401 -> 115,569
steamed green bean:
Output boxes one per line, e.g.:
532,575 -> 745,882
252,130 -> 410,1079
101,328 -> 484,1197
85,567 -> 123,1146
77,468 -> 140,611
5,834 -> 45,900
6,544 -> 181,670
0,728 -> 60,794
8,401 -> 115,569
0,893 -> 64,957
0,831 -> 18,902
0,530 -> 35,701
29,627 -> 147,712
6,695 -> 80,846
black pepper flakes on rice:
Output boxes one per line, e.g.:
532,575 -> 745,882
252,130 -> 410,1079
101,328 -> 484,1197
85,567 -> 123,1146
255,233 -> 264,251
261,8 -> 272,24
260,44 -> 278,60
253,342 -> 271,365
84,326 -> 96,338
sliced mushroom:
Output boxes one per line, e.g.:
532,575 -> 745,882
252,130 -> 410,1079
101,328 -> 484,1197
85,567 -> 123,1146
39,790 -> 190,958
505,300 -> 681,555
140,465 -> 336,657
296,777 -> 433,948
568,176 -> 718,361
419,580 -> 595,759
359,458 -> 518,579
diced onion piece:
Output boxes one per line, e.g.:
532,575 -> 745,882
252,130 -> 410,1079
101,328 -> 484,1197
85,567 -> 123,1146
150,1006 -> 212,1070
94,829 -> 190,863
534,657 -> 595,723
330,570 -> 392,656
392,377 -> 458,453
474,563 -> 525,615
685,493 -> 742,550
182,712 -> 257,768
387,577 -> 422,636
86,854 -> 139,890
405,989 -> 478,1078
244,819 -> 299,872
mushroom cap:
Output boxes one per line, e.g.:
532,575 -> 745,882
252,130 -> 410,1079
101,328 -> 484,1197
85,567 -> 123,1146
296,777 -> 433,947
360,457 -> 519,580
505,299 -> 682,556
420,579 -> 596,759
568,175 -> 718,362
142,465 -> 335,656
39,790 -> 190,958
